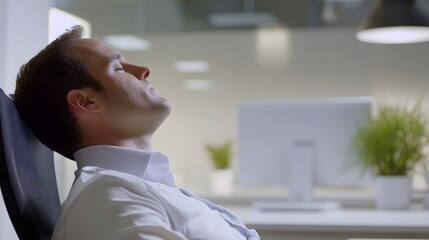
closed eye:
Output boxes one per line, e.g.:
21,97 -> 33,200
115,67 -> 124,71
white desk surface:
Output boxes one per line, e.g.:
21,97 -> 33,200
227,205 -> 429,234
197,190 -> 429,239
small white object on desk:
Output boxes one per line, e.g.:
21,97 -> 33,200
253,200 -> 342,211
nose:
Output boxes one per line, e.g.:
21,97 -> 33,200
126,64 -> 150,80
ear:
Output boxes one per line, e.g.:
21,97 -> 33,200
67,88 -> 101,113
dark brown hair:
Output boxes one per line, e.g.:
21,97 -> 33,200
14,25 -> 103,160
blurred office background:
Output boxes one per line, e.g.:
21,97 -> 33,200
1,0 -> 429,239
52,0 -> 429,191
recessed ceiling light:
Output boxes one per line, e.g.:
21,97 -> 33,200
184,79 -> 213,91
357,26 -> 429,44
174,60 -> 210,73
104,35 -> 151,51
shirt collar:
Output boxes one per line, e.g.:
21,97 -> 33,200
73,145 -> 176,187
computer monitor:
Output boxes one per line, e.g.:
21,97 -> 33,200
238,97 -> 373,209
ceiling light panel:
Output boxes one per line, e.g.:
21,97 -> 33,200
174,60 -> 210,73
104,35 -> 151,51
184,79 -> 213,91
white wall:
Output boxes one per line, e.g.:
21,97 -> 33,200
0,0 -> 51,239
1,0 -> 51,94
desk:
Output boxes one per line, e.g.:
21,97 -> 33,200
226,205 -> 429,240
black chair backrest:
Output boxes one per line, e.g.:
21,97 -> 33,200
0,89 -> 60,240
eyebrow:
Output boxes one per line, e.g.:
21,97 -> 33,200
109,53 -> 123,62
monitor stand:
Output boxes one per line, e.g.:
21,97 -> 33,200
253,140 -> 342,212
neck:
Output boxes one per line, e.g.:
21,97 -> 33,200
78,134 -> 153,151
118,135 -> 153,150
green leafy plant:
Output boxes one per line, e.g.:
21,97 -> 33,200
206,141 -> 232,170
353,103 -> 429,176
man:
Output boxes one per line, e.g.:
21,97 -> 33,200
14,25 -> 259,240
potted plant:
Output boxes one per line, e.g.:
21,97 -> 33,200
353,103 -> 429,209
206,141 -> 234,194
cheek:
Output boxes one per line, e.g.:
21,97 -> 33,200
110,79 -> 152,108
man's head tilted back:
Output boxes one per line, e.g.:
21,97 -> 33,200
14,25 -> 171,160
14,26 -> 96,160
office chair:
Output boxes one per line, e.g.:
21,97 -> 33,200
0,89 -> 60,240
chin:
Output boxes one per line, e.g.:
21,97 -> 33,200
156,98 -> 172,118
162,101 -> 172,118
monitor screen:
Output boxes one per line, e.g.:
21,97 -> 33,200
238,97 -> 373,198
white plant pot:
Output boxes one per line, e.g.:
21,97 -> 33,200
210,169 -> 234,195
375,176 -> 412,209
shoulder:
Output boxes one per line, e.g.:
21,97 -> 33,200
69,170 -> 168,217
68,167 -> 163,207
53,168 -> 173,239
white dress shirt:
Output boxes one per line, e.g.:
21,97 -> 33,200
52,145 -> 259,240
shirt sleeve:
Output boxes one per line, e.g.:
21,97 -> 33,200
60,175 -> 188,240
